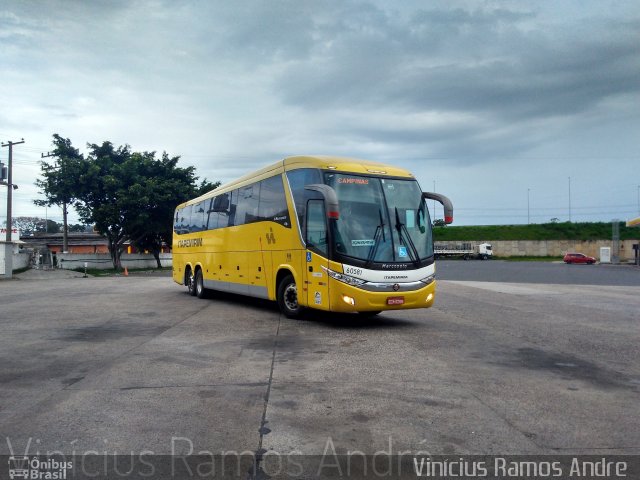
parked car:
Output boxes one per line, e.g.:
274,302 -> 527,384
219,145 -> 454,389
563,252 -> 596,264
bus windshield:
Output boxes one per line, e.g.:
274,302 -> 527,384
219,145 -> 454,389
324,172 -> 433,265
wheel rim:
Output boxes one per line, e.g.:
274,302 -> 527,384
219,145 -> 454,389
188,272 -> 194,292
283,283 -> 298,311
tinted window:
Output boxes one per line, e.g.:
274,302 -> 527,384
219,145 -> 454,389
286,168 -> 322,231
205,198 -> 218,230
180,205 -> 192,234
174,209 -> 181,234
306,199 -> 328,256
191,201 -> 206,232
228,189 -> 239,227
259,175 -> 290,227
209,193 -> 230,230
235,184 -> 260,226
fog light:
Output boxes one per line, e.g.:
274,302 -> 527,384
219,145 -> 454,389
426,293 -> 433,302
342,295 -> 355,306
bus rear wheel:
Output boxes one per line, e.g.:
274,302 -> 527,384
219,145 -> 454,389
195,269 -> 208,299
277,274 -> 301,318
186,269 -> 197,296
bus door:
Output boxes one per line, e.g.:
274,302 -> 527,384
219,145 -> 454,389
304,199 -> 330,309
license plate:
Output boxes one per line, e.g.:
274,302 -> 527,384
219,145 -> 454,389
386,296 -> 405,305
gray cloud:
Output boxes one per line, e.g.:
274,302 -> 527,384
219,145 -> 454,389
1,1 -> 639,225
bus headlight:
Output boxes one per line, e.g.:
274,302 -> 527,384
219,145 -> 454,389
419,274 -> 435,285
326,268 -> 366,287
342,295 -> 356,305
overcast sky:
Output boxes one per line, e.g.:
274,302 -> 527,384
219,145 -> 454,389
1,0 -> 639,227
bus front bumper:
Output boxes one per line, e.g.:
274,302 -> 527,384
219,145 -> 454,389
329,279 -> 437,313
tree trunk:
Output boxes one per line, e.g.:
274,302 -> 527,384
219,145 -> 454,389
153,246 -> 162,268
107,233 -> 125,270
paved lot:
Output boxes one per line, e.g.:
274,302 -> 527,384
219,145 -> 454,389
437,259 -> 640,286
0,264 -> 638,459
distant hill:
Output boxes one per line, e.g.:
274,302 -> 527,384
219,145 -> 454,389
433,222 -> 639,241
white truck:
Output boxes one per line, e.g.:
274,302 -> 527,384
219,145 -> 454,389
434,242 -> 493,260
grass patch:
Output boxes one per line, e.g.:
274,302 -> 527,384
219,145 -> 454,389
434,221 -> 639,242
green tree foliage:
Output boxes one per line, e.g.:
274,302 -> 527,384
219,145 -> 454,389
433,221 -> 638,242
34,135 -> 218,269
432,218 -> 447,227
34,134 -> 84,251
124,152 -> 220,268
11,217 -> 60,235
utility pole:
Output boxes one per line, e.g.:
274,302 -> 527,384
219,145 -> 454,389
568,176 -> 572,222
41,151 -> 69,253
1,138 -> 25,278
527,188 -> 530,224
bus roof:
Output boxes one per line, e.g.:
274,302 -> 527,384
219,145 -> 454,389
179,155 -> 415,208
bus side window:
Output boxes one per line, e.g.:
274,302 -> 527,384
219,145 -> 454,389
192,201 -> 205,232
211,193 -> 230,229
228,189 -> 239,227
306,199 -> 328,256
206,198 -> 217,230
174,208 -> 182,234
235,184 -> 260,225
287,168 -> 322,230
181,205 -> 192,234
259,175 -> 290,226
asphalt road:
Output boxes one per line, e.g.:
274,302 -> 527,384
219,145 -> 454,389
0,264 -> 638,465
436,259 -> 640,286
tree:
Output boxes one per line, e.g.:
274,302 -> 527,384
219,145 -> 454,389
72,143 -> 217,269
125,151 -> 220,268
34,135 -> 84,252
68,224 -> 88,233
10,217 -> 61,235
34,136 -> 217,270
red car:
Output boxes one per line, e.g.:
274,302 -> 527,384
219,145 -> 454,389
563,252 -> 596,264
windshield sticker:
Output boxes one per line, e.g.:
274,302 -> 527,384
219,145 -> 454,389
352,239 -> 376,247
398,246 -> 408,258
338,178 -> 369,185
405,210 -> 415,228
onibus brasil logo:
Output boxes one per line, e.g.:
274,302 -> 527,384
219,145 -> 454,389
8,456 -> 72,479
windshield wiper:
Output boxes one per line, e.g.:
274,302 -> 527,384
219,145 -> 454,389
365,209 -> 386,267
395,207 -> 420,266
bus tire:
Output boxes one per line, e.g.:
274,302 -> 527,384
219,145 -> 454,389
277,274 -> 301,318
186,268 -> 197,296
195,269 -> 208,299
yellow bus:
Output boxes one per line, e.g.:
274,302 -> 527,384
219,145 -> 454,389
172,155 -> 452,317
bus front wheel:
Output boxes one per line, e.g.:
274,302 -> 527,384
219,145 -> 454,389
277,274 -> 301,318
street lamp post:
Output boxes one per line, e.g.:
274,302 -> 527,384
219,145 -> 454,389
527,188 -> 530,224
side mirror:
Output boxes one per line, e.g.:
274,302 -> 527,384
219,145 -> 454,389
304,184 -> 339,219
423,192 -> 453,224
